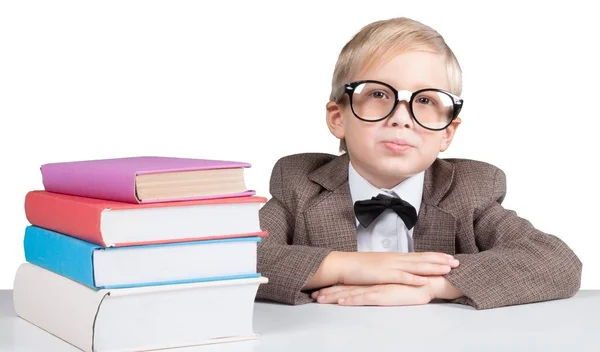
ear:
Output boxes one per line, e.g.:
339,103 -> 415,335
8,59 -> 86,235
326,101 -> 346,140
439,117 -> 461,152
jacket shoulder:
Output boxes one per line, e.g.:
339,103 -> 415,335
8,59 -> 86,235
440,158 -> 507,204
268,152 -> 337,207
443,158 -> 503,177
273,152 -> 338,178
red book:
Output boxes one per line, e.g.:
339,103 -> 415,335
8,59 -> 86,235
25,191 -> 267,247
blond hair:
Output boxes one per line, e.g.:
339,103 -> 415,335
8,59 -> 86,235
330,17 -> 463,153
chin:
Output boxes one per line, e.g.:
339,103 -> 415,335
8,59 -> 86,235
375,163 -> 419,178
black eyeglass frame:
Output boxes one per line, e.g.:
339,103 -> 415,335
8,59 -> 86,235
333,79 -> 464,131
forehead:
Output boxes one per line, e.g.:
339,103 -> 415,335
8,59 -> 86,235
355,51 -> 450,91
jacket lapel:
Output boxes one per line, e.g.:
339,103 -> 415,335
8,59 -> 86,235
305,153 -> 357,252
412,158 -> 457,254
305,153 -> 457,254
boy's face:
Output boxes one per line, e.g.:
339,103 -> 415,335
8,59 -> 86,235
326,51 -> 461,189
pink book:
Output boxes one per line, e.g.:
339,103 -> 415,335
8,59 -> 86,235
41,156 -> 256,203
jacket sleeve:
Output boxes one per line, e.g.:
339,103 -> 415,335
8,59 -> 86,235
255,159 -> 332,304
443,168 -> 582,309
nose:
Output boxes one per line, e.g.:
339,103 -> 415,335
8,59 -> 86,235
387,92 -> 413,128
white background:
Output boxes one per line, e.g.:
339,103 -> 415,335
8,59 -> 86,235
1,0 -> 598,290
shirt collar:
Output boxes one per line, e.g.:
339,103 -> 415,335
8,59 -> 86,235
348,160 -> 424,226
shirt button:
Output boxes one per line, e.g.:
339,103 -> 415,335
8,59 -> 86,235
381,239 -> 391,248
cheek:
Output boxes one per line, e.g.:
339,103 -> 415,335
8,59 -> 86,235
414,129 -> 442,148
415,131 -> 444,154
344,119 -> 379,146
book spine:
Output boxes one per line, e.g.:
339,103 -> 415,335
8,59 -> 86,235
24,225 -> 99,288
24,191 -> 108,246
13,263 -> 106,352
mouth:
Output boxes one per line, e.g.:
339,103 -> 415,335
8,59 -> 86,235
381,139 -> 415,153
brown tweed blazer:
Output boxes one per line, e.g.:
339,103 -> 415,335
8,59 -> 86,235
256,152 -> 582,309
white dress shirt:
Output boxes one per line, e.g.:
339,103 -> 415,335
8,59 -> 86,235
348,161 -> 424,252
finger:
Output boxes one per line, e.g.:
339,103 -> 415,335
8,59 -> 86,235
339,288 -> 431,306
318,286 -> 374,304
312,286 -> 350,299
314,285 -> 355,297
339,292 -> 381,306
400,252 -> 459,267
396,254 -> 460,269
383,270 -> 429,286
396,262 -> 452,276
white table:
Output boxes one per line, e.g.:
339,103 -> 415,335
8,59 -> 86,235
1,290 -> 598,351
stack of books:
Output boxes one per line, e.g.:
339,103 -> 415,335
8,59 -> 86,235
13,156 -> 269,352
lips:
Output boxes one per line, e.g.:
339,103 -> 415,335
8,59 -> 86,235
382,139 -> 414,147
381,139 -> 415,153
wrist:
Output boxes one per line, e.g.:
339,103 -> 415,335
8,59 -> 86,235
303,251 -> 346,290
428,277 -> 464,300
328,251 -> 349,284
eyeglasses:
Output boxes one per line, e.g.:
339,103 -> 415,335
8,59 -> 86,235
333,80 -> 463,131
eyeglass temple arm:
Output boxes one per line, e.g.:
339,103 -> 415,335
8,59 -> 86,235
333,85 -> 351,103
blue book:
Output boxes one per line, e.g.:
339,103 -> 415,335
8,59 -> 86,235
24,225 -> 261,289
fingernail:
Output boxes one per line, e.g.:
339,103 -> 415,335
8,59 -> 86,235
338,298 -> 345,304
317,295 -> 325,302
446,254 -> 455,258
452,259 -> 460,266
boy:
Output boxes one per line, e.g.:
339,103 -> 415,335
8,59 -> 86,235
256,17 -> 582,310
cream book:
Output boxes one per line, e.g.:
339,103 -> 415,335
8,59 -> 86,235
13,263 -> 268,352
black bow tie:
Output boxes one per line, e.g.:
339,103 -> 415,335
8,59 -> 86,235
353,193 -> 418,230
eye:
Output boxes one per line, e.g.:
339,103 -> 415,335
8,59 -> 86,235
416,96 -> 433,105
368,90 -> 390,99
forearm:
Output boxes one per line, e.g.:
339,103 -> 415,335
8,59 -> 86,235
442,236 -> 581,309
257,244 -> 332,304
444,169 -> 583,309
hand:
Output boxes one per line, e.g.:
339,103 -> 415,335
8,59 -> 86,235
310,277 -> 464,306
311,283 -> 433,306
338,251 -> 460,286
